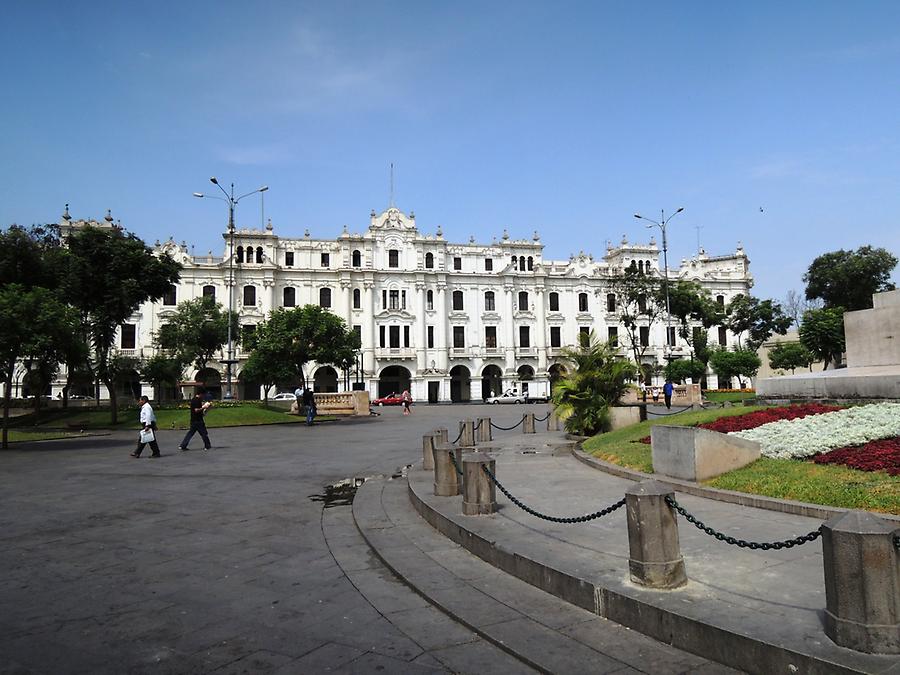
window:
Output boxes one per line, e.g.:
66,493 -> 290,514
388,249 -> 399,267
667,326 -> 677,346
607,326 -> 618,346
283,287 -> 296,307
549,292 -> 559,312
121,324 -> 136,349
527,256 -> 533,271
236,246 -> 244,263
242,285 -> 255,306
485,257 -> 493,271
453,326 -> 465,348
202,285 -> 216,300
321,252 -> 330,267
388,290 -> 399,310
519,256 -> 525,271
452,290 -> 464,311
241,324 -> 256,344
485,326 -> 497,348
550,326 -> 561,348
426,290 -> 434,311
579,326 -> 590,340
379,325 -> 386,348
353,288 -> 361,309
519,326 -> 530,348
578,292 -> 588,312
453,256 -> 462,271
427,325 -> 434,348
511,255 -> 518,270
389,325 -> 400,348
256,246 -> 264,263
640,326 -> 650,347
353,325 -> 362,343
606,293 -> 616,312
163,285 -> 177,306
717,295 -> 725,307
401,290 -> 407,310
718,326 -> 727,346
484,291 -> 495,311
403,325 -> 410,348
382,290 -> 387,308
352,250 -> 361,267
319,288 -> 332,308
638,294 -> 647,313
518,291 -> 529,311
425,252 -> 434,269
285,252 -> 294,267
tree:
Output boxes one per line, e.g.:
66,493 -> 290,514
155,296 -> 239,373
61,226 -> 181,424
0,285 -> 80,448
724,294 -> 792,352
240,349 -> 297,403
799,307 -> 846,370
767,341 -> 814,374
140,354 -> 187,402
804,246 -> 897,311
551,332 -> 638,436
607,270 -> 665,377
245,305 -> 359,388
709,347 -> 761,389
0,224 -> 63,289
664,358 -> 706,384
783,289 -> 822,330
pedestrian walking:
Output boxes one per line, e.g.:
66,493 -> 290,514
294,384 -> 305,416
178,389 -> 212,451
302,386 -> 316,426
651,387 -> 660,403
663,379 -> 675,410
401,389 -> 412,415
131,395 -> 161,458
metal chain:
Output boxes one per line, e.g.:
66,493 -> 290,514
646,406 -> 692,417
481,464 -> 626,524
473,419 -> 482,430
533,412 -> 550,422
490,417 -> 525,431
450,427 -> 463,445
447,450 -> 463,476
665,495 -> 822,550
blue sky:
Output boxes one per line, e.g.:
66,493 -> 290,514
2,1 -> 899,301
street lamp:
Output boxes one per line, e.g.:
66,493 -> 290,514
194,179 -> 269,399
633,207 -> 684,359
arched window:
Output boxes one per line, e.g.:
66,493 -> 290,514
283,287 -> 296,307
319,288 -> 332,308
425,252 -> 434,269
518,291 -> 529,311
243,285 -> 256,306
202,285 -> 216,300
606,293 -> 616,312
426,289 -> 434,311
717,294 -> 725,307
519,256 -> 526,271
527,256 -> 533,271
388,249 -> 399,267
549,292 -> 559,312
246,247 -> 255,263
484,291 -> 495,311
511,255 -> 518,270
629,260 -> 638,271
452,290 -> 464,311
256,246 -> 264,263
352,250 -> 361,267
236,246 -> 244,263
578,292 -> 588,312
353,288 -> 361,309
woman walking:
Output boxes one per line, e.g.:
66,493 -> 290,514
401,390 -> 412,415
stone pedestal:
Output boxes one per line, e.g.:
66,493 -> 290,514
476,417 -> 492,443
432,443 -> 460,497
651,426 -> 760,482
625,481 -> 687,589
422,434 -> 436,471
462,452 -> 497,515
459,419 -> 475,447
547,410 -> 560,431
822,511 -> 900,654
523,412 -> 535,434
433,427 -> 449,445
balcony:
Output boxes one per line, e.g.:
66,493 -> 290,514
482,346 -> 504,358
449,347 -> 472,358
516,346 -> 537,358
375,347 -> 416,360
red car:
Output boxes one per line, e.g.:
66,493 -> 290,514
372,393 -> 408,406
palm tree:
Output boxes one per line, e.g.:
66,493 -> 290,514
551,331 -> 637,436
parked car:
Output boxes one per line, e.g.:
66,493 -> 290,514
372,393 -> 405,406
69,394 -> 95,400
526,393 -> 551,404
485,390 -> 526,404
272,392 -> 297,401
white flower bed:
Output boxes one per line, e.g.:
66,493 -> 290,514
731,402 -> 900,460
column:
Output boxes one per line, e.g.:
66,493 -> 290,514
535,284 -> 547,373
362,282 -> 375,378
416,282 -> 427,372
503,285 -> 515,374
436,283 -> 448,372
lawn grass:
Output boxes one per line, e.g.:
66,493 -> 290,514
6,430 -> 85,443
582,404 -> 900,515
703,390 -> 757,403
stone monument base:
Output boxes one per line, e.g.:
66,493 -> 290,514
651,426 -> 761,482
757,364 -> 900,400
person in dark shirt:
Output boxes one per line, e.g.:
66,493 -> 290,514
179,390 -> 212,450
302,386 -> 316,426
663,379 -> 675,410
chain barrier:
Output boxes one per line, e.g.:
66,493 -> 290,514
447,450 -> 463,476
664,495 -> 822,550
646,406 -> 693,417
473,419 -> 483,431
450,427 -> 463,445
533,412 -> 551,422
481,464 -> 626,524
490,417 -> 525,432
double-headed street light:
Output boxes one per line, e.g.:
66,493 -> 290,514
194,178 -> 269,399
633,207 -> 684,359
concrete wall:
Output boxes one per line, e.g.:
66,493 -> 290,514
650,425 -> 760,482
757,365 -> 900,399
609,405 -> 642,431
845,291 -> 900,368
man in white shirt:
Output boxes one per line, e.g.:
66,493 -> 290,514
131,395 -> 161,458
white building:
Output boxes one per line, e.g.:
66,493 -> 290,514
40,206 -> 752,402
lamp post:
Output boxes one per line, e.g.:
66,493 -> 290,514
194,179 -> 269,399
633,207 -> 684,359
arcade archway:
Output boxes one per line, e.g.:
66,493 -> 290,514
378,366 -> 411,398
450,365 -> 471,403
314,366 -> 339,393
481,364 -> 503,400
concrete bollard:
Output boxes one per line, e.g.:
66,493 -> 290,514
547,409 -> 560,431
625,480 -> 687,589
523,412 -> 535,434
462,452 -> 497,515
459,419 -> 475,447
433,427 -> 449,445
432,443 -> 460,497
822,511 -> 900,654
476,417 -> 492,443
422,434 -> 436,471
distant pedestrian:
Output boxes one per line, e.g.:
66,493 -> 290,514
651,387 -> 660,403
401,390 -> 412,415
302,386 -> 316,426
131,395 -> 161,458
179,390 -> 212,451
294,385 -> 305,415
663,380 -> 674,410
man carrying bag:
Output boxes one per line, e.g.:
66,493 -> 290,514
131,395 -> 161,458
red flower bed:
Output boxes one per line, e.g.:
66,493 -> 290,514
813,438 -> 900,475
636,403 -> 844,444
